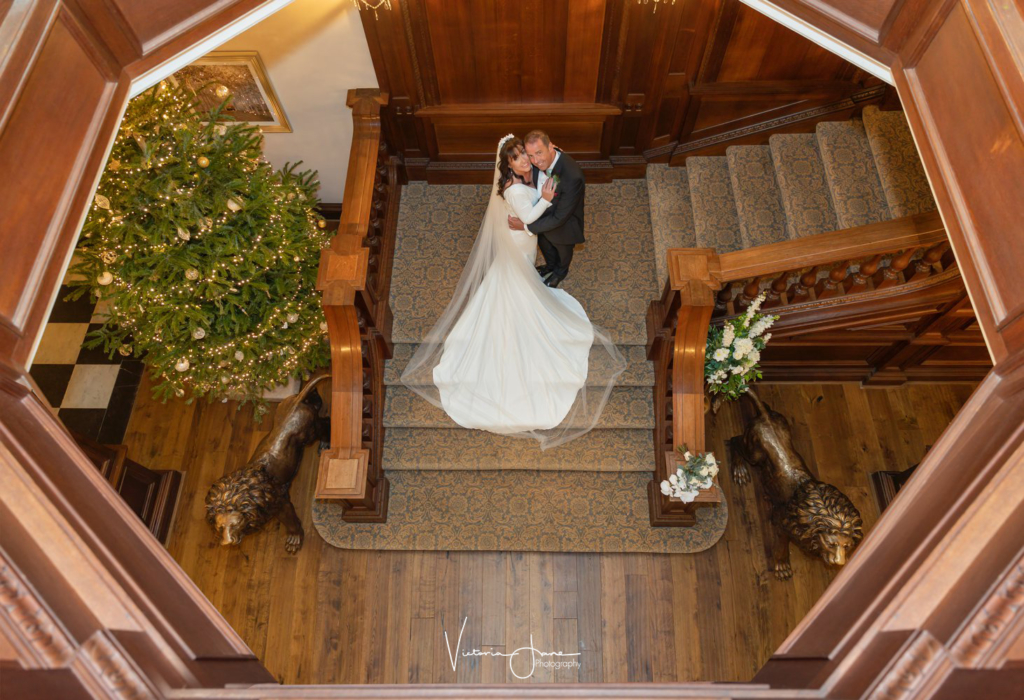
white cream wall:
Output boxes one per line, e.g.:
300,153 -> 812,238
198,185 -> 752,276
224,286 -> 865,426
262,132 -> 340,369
218,0 -> 379,203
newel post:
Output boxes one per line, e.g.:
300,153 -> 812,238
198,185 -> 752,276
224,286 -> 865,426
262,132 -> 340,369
648,249 -> 724,526
314,89 -> 390,522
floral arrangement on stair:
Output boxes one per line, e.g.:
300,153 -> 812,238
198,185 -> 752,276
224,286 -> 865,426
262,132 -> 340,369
67,80 -> 331,416
660,446 -> 720,503
705,292 -> 779,406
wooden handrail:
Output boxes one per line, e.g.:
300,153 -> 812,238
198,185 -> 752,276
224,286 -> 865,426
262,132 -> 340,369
314,89 -> 393,521
706,210 -> 945,283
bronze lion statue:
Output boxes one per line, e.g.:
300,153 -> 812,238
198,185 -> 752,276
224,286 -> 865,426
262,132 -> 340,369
730,390 -> 863,580
205,372 -> 330,553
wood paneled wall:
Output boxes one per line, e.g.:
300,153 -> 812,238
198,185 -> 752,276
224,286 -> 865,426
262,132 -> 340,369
360,0 -> 887,181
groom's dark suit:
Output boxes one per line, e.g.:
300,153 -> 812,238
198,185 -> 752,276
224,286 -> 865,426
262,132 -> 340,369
529,150 -> 585,279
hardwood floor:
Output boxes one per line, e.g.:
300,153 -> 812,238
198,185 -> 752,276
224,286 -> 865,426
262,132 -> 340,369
125,379 -> 976,684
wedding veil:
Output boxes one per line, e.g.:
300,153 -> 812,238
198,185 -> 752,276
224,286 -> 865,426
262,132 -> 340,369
398,136 -> 627,450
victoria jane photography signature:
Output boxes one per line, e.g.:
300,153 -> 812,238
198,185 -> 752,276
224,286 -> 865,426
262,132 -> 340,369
444,617 -> 581,679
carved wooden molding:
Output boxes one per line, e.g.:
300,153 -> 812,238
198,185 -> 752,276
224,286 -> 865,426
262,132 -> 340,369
0,558 -> 74,668
951,556 -> 1024,668
870,632 -> 948,700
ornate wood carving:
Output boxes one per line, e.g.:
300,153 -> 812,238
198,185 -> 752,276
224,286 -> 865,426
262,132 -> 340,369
0,556 -> 74,668
951,556 -> 1024,668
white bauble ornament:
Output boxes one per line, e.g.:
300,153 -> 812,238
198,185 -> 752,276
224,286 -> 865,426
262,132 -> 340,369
192,328 -> 205,340
287,313 -> 299,324
226,198 -> 242,212
281,322 -> 289,329
174,388 -> 185,397
174,358 -> 190,372
177,227 -> 190,241
185,268 -> 199,281
320,321 -> 328,332
234,350 -> 244,361
220,375 -> 230,385
97,271 -> 114,286
293,256 -> 300,262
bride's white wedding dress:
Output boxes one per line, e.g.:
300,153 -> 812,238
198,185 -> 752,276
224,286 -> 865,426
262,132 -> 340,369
400,138 -> 625,450
431,183 -> 593,433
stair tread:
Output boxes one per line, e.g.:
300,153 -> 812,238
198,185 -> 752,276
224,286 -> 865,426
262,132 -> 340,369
384,427 -> 654,472
646,163 -> 696,289
769,134 -> 839,239
862,106 -> 936,218
726,146 -> 790,248
311,470 -> 728,553
385,343 -> 654,387
384,385 -> 654,429
815,119 -> 891,228
687,157 -> 744,253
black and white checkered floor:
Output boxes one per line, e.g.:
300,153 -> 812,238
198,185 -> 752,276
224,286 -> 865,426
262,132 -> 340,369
30,285 -> 143,444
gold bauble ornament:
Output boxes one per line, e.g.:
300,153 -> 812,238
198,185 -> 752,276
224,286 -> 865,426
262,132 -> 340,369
192,327 -> 206,340
97,271 -> 114,286
185,268 -> 199,281
317,220 -> 326,229
197,156 -> 210,168
100,251 -> 117,264
214,84 -> 230,99
174,358 -> 190,372
94,194 -> 110,210
118,344 -> 132,357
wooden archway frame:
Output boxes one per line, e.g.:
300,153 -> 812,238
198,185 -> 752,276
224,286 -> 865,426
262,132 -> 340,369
1,0 -> 1021,697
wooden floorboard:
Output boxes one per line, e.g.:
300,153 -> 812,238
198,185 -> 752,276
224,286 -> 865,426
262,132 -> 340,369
129,379 -> 976,683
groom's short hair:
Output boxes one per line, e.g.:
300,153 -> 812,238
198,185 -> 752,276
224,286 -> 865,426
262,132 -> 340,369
524,130 -> 551,146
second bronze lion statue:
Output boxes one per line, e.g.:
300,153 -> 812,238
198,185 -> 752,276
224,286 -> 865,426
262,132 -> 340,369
730,390 -> 864,580
205,372 -> 330,554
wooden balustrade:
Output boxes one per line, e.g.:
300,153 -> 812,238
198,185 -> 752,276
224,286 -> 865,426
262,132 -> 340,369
314,89 -> 402,522
710,210 -> 951,320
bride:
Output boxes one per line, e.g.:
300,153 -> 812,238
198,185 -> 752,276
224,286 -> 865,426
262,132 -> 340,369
400,134 -> 625,450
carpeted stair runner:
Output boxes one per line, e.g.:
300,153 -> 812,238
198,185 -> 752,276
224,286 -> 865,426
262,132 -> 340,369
312,179 -> 729,553
646,109 -> 936,277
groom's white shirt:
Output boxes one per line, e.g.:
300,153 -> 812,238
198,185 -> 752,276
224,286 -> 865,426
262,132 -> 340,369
526,150 -> 560,234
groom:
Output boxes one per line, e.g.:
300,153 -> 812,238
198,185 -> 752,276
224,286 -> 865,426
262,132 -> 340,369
508,130 -> 585,289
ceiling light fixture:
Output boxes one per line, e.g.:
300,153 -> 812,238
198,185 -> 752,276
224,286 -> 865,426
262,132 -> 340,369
351,0 -> 392,19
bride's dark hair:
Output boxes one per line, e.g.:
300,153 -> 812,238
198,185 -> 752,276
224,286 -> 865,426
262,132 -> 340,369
496,137 -> 526,198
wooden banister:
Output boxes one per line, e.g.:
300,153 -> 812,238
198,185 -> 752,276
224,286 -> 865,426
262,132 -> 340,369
314,89 -> 395,522
648,211 -> 954,526
646,250 -> 723,527
712,210 -> 945,283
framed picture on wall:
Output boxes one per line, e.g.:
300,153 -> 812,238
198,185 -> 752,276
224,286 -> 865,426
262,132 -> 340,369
174,51 -> 292,133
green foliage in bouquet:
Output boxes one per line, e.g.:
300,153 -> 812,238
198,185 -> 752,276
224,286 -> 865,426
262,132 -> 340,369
67,79 -> 332,415
704,292 -> 779,402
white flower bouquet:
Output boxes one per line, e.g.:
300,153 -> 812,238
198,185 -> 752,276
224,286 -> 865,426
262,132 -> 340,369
660,445 -> 720,503
705,292 -> 779,403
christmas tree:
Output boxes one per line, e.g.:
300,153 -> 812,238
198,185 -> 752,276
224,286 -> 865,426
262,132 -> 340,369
68,80 -> 331,415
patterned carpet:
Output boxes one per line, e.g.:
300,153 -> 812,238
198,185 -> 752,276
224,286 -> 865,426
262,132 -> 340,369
389,181 -> 659,345
312,471 -> 728,553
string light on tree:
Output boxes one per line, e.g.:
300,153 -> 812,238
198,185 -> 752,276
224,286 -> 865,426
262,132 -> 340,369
67,80 -> 330,415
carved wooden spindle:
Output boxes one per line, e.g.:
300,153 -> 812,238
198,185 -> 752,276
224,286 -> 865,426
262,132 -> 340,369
845,254 -> 883,294
787,266 -> 819,303
874,247 -> 920,289
816,261 -> 850,299
909,242 -> 948,281
714,285 -> 734,318
737,277 -> 763,310
763,271 -> 789,309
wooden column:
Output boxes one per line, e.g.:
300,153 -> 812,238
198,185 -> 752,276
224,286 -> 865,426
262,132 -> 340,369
314,89 -> 390,522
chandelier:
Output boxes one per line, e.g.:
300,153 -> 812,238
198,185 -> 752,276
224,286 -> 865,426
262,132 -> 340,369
351,0 -> 392,19
636,0 -> 676,11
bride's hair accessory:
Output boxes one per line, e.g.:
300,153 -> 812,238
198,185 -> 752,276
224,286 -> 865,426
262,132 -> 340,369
497,133 -> 516,157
